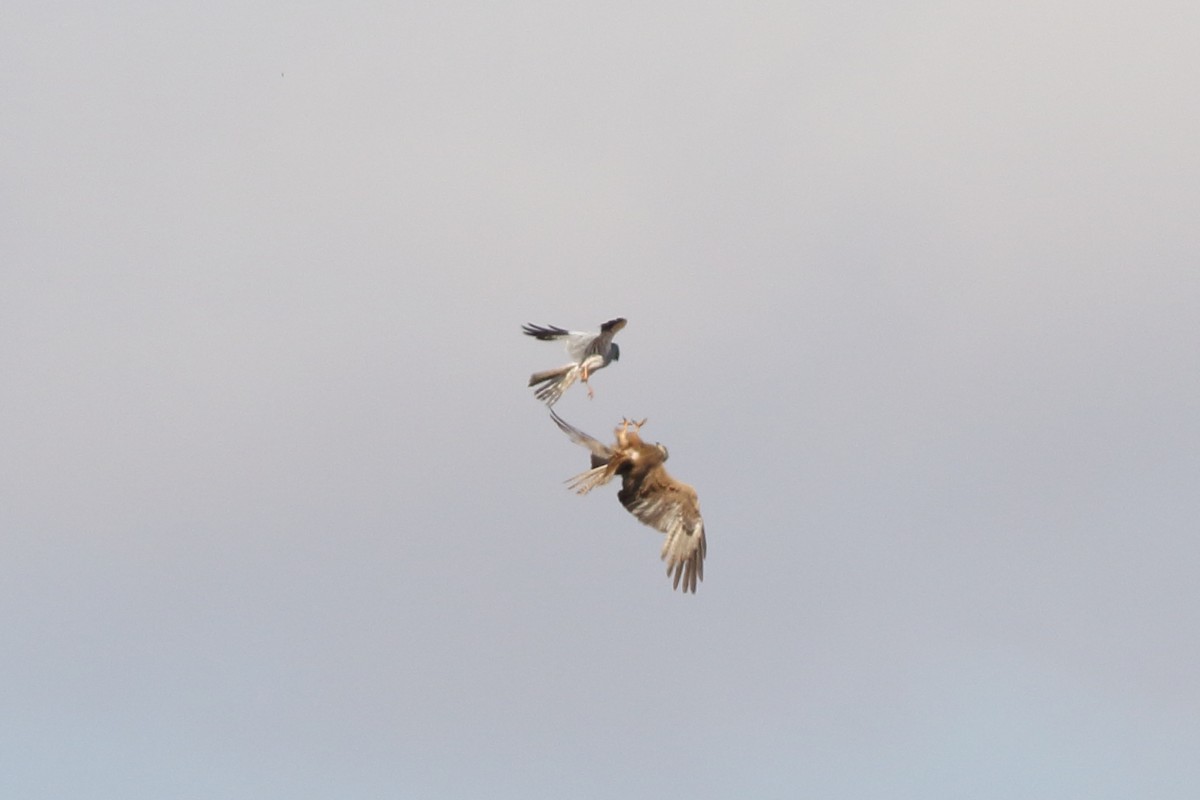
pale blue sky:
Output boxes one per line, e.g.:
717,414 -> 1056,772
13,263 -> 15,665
3,2 -> 1199,797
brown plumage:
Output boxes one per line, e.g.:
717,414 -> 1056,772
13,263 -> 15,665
549,410 -> 707,593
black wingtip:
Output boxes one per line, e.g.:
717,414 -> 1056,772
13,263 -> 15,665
600,317 -> 627,333
522,323 -> 570,340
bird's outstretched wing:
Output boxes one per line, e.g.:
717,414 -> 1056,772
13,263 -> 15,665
620,467 -> 706,593
549,409 -> 611,463
588,317 -> 627,357
549,410 -> 617,494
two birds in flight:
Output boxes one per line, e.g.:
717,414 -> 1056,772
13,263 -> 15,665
524,319 -> 707,593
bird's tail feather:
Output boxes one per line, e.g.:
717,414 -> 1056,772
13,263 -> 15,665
529,365 -> 578,405
528,365 -> 570,387
565,464 -> 611,495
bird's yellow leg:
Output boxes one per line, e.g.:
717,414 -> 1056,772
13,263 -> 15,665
582,364 -> 594,398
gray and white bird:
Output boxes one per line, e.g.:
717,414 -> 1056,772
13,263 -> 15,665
522,318 -> 627,406
549,409 -> 707,593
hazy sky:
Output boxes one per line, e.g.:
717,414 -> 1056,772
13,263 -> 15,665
4,2 -> 1199,797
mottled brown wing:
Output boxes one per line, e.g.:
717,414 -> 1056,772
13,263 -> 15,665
620,465 -> 706,593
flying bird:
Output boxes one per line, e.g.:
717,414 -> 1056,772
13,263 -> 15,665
549,409 -> 706,593
523,318 -> 626,406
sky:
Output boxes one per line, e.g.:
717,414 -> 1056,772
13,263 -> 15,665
3,1 -> 1199,797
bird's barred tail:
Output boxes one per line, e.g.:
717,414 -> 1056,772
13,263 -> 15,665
565,464 -> 611,495
528,365 -> 578,406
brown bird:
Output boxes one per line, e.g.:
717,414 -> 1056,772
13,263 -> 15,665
523,318 -> 626,406
549,409 -> 707,593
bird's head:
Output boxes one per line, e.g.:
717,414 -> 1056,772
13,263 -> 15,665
655,443 -> 669,461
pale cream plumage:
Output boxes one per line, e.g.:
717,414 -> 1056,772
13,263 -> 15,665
550,410 -> 707,593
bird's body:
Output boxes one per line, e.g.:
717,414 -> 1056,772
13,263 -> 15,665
550,410 -> 706,593
523,318 -> 626,406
